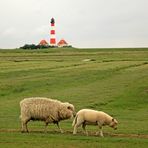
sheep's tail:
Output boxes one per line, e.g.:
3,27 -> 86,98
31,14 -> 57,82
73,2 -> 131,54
72,114 -> 78,127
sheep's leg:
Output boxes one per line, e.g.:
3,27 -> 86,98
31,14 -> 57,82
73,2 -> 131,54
82,123 -> 88,136
44,122 -> 48,133
73,122 -> 82,134
100,127 -> 104,137
73,117 -> 84,135
56,122 -> 63,133
25,122 -> 29,133
21,119 -> 29,133
97,122 -> 104,137
20,116 -> 26,132
73,120 -> 82,135
25,119 -> 29,133
21,122 -> 25,132
22,122 -> 29,133
73,124 -> 78,135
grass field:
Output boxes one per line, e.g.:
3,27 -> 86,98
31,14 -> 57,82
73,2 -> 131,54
0,48 -> 148,147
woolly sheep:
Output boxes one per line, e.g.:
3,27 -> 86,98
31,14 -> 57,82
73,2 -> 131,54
72,109 -> 118,137
20,97 -> 75,133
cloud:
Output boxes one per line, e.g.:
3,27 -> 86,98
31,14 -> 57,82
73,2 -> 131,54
34,25 -> 49,35
2,27 -> 17,36
0,0 -> 148,48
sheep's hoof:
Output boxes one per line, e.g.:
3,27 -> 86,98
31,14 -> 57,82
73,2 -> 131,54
85,132 -> 88,136
100,134 -> 104,137
59,129 -> 64,133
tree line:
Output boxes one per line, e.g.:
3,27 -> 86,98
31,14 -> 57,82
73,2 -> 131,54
20,44 -> 56,49
20,44 -> 72,49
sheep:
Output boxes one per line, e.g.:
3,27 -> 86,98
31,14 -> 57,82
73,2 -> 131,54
72,109 -> 118,137
20,97 -> 75,133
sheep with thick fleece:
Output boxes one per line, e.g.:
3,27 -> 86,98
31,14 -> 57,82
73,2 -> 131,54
72,109 -> 118,137
20,97 -> 75,133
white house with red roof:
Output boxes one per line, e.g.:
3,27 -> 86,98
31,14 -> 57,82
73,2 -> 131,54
39,40 -> 48,46
57,39 -> 68,47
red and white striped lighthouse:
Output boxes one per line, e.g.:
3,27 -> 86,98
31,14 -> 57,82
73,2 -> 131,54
50,18 -> 56,46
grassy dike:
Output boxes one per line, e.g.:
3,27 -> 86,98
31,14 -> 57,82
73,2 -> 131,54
0,48 -> 148,147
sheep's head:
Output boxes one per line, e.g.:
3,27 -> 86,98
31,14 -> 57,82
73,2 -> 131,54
67,104 -> 76,118
109,118 -> 118,130
59,103 -> 75,120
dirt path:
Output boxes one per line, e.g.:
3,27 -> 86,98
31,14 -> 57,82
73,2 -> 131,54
0,129 -> 148,139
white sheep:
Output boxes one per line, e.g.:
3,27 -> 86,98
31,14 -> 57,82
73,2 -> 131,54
72,109 -> 118,137
20,97 -> 75,133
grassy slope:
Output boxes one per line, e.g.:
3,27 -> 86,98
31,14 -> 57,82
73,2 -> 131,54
0,48 -> 148,147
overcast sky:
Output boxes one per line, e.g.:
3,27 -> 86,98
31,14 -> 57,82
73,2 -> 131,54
0,0 -> 148,48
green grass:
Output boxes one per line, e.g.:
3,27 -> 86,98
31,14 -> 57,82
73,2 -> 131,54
0,132 -> 148,148
0,48 -> 148,147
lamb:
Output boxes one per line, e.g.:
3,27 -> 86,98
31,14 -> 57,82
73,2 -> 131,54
72,109 -> 118,137
20,97 -> 75,133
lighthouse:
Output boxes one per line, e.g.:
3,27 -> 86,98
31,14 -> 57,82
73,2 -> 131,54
50,18 -> 56,46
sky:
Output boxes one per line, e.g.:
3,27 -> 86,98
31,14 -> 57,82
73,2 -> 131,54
0,0 -> 148,48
